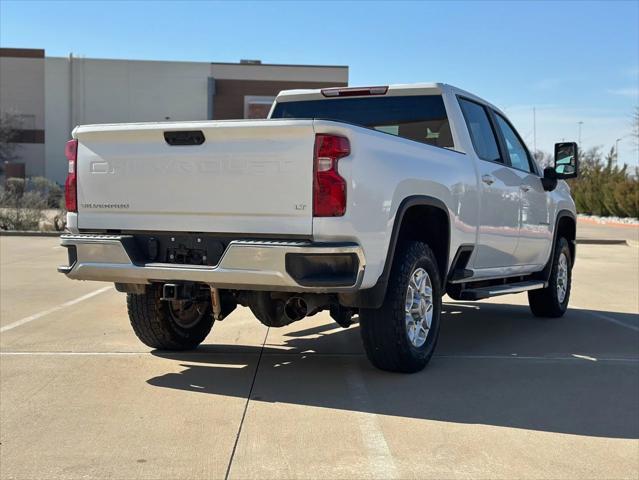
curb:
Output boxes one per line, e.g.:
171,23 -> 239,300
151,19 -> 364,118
0,231 -> 63,237
577,218 -> 639,229
576,238 -> 628,245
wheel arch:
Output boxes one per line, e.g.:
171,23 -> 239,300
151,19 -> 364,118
556,211 -> 577,263
339,195 -> 451,309
533,210 -> 576,283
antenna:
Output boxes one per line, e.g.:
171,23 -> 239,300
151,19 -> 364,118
533,107 -> 537,154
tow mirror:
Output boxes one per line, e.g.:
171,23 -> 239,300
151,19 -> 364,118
553,142 -> 579,179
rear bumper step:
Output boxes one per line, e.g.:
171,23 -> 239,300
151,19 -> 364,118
459,281 -> 546,300
58,234 -> 365,293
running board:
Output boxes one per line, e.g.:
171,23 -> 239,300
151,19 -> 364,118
458,281 -> 546,300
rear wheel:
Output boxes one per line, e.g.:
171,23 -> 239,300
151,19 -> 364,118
127,284 -> 214,350
528,237 -> 572,317
359,241 -> 442,373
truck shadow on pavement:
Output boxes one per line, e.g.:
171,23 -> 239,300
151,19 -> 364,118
148,302 -> 639,439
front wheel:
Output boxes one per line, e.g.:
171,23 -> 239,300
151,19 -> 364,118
359,241 -> 442,373
528,237 -> 572,317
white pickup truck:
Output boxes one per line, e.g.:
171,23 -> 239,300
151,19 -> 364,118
59,83 -> 579,373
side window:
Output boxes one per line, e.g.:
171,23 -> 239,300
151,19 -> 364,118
494,113 -> 533,173
458,98 -> 501,163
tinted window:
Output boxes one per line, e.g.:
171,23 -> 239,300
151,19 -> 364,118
271,95 -> 453,148
458,98 -> 501,163
494,113 -> 533,173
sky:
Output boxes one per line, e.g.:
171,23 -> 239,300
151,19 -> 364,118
1,0 -> 638,165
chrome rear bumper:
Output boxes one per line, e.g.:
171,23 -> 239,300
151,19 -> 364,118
58,234 -> 365,292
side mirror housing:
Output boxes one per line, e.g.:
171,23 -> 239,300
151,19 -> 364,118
541,167 -> 558,191
553,142 -> 579,179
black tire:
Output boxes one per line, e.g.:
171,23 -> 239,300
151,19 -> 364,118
359,241 -> 442,373
528,237 -> 572,318
127,284 -> 214,350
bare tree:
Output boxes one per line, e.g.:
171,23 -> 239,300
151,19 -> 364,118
0,112 -> 23,163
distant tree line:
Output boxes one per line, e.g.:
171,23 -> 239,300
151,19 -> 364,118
534,109 -> 638,218
535,146 -> 638,218
567,147 -> 638,218
573,107 -> 638,218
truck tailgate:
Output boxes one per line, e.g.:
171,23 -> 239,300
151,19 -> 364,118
74,120 -> 315,235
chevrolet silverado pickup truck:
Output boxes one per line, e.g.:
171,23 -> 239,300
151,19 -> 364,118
58,83 -> 579,373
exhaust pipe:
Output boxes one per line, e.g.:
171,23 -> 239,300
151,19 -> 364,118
284,296 -> 308,322
247,292 -> 331,328
284,295 -> 330,322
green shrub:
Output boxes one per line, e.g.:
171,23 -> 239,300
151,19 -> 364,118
30,176 -> 63,208
567,147 -> 638,218
0,176 -> 66,231
612,174 -> 639,217
0,178 -> 46,230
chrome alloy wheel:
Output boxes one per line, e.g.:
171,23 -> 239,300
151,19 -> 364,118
405,267 -> 434,348
556,252 -> 568,303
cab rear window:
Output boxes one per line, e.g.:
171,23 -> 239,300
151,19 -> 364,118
271,95 -> 453,149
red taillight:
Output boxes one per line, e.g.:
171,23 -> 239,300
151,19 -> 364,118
64,139 -> 78,212
313,134 -> 349,217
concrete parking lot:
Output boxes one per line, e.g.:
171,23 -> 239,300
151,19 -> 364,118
1,231 -> 638,480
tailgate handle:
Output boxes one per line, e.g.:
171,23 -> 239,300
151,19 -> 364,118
164,130 -> 205,146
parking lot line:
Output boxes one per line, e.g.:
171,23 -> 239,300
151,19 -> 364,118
1,351 -> 636,364
0,351 -> 147,356
585,311 -> 639,333
435,353 -> 639,363
225,327 -> 270,480
0,286 -> 112,333
346,364 -> 399,479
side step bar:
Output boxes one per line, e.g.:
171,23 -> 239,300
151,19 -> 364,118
459,280 -> 546,300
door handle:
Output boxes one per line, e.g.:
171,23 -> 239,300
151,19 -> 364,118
520,184 -> 531,192
481,174 -> 495,185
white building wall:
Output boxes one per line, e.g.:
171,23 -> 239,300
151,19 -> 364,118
0,56 -> 45,128
42,56 -> 347,184
210,63 -> 349,82
0,55 -> 46,177
44,57 -> 211,184
69,58 -> 210,125
45,57 -> 71,185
